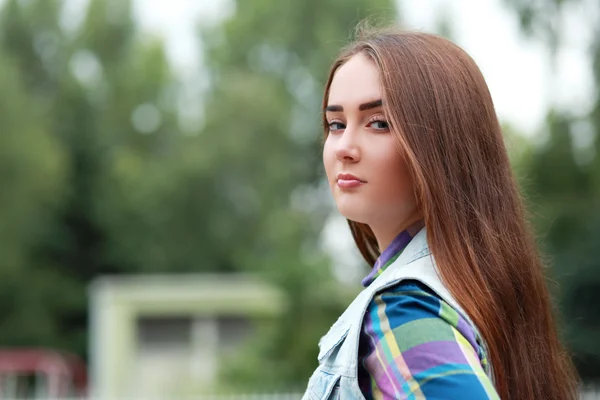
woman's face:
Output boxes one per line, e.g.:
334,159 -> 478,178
323,53 -> 419,243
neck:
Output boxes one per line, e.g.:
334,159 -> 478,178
371,214 -> 424,252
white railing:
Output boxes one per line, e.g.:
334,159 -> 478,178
4,388 -> 600,400
0,395 -> 304,400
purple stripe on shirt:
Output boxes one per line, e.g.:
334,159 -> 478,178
397,341 -> 470,375
456,313 -> 478,349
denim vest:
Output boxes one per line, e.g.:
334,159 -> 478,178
302,228 -> 493,399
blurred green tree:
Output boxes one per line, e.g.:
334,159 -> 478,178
0,0 -> 187,355
0,48 -> 67,349
193,0 -> 398,391
0,0 -> 397,392
503,0 -> 600,381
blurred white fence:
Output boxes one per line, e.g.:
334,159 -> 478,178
0,395 -> 304,400
4,387 -> 600,400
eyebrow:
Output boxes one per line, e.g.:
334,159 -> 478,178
324,99 -> 383,112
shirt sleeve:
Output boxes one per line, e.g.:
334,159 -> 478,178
358,280 -> 500,400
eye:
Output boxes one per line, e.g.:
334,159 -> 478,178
328,121 -> 346,133
368,119 -> 390,131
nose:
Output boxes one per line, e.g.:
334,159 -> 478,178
335,128 -> 360,163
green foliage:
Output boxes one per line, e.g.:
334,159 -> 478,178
0,0 -> 396,392
195,0 -> 396,389
0,51 -> 69,350
0,0 -> 180,355
504,0 -> 600,381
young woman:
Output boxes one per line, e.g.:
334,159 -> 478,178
302,28 -> 579,400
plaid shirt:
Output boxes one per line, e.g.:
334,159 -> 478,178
358,222 -> 499,399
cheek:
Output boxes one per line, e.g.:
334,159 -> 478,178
374,149 -> 415,204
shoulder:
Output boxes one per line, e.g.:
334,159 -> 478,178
364,280 -> 449,327
364,279 -> 481,352
359,280 -> 497,399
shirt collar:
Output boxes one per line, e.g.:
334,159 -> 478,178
361,220 -> 425,287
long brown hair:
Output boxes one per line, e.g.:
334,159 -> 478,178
322,27 -> 579,399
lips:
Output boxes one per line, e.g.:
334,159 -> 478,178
336,173 -> 366,189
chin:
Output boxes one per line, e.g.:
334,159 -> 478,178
335,202 -> 371,225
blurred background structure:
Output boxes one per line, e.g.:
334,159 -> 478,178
0,0 -> 598,398
89,274 -> 286,397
